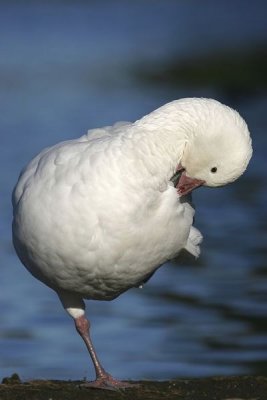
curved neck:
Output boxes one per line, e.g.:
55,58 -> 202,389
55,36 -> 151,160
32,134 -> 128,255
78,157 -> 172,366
119,112 -> 188,190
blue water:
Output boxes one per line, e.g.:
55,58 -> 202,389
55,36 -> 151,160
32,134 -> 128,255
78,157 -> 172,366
1,1 -> 267,382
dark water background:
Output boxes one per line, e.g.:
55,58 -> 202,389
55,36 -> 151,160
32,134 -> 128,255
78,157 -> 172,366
1,0 -> 267,382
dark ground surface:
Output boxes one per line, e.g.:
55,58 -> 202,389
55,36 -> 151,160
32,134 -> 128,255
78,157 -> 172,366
1,374 -> 267,400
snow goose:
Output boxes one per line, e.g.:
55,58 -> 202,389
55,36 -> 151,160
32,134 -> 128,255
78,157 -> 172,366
12,98 -> 252,389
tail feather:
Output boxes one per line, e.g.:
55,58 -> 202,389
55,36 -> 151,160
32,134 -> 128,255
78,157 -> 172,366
184,226 -> 203,258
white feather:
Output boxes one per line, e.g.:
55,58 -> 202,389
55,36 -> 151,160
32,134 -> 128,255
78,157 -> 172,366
12,98 -> 252,307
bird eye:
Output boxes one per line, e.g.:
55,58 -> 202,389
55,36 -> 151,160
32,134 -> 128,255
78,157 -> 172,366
211,167 -> 217,173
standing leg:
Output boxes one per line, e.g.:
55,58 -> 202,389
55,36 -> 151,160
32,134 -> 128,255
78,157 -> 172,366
74,314 -> 107,380
74,313 -> 134,389
57,291 -> 134,390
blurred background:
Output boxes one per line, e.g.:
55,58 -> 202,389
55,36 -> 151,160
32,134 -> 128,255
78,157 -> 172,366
1,0 -> 267,382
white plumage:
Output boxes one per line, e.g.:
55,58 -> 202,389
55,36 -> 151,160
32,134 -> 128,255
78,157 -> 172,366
12,98 -> 252,389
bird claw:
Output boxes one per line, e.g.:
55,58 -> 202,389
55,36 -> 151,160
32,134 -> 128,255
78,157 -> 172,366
79,374 -> 138,391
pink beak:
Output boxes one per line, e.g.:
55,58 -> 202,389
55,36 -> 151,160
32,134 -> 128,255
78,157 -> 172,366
175,164 -> 205,196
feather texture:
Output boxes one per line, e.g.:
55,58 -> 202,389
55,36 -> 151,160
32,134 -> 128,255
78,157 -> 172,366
12,98 -> 252,304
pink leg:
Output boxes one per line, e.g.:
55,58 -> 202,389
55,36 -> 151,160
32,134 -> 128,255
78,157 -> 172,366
74,315 -> 135,390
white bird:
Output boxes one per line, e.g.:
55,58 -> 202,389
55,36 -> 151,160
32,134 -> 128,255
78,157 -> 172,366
12,98 -> 252,389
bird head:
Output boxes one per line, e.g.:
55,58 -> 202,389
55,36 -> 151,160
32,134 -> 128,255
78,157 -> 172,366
175,99 -> 252,196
